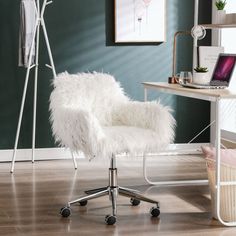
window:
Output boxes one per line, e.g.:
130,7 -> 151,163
213,0 -> 236,139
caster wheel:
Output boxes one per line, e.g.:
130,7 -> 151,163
79,200 -> 88,206
60,206 -> 71,217
105,215 -> 116,225
130,198 -> 140,206
150,206 -> 160,217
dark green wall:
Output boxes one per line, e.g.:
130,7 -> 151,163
0,0 -> 211,149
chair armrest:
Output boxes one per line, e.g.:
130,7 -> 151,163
50,106 -> 105,157
112,101 -> 175,142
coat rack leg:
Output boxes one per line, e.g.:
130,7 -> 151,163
11,22 -> 39,173
41,17 -> 56,77
32,14 -> 40,164
12,0 -> 74,172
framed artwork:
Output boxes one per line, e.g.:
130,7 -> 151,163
114,0 -> 166,43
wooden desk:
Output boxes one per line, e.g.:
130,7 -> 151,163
142,82 -> 236,102
142,82 -> 236,226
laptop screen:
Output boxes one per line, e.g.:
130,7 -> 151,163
212,54 -> 236,84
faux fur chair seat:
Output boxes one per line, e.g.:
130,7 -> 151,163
49,72 -> 175,159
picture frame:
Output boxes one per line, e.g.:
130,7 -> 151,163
114,0 -> 166,43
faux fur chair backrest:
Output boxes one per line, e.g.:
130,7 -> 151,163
49,72 -> 175,157
51,72 -> 129,126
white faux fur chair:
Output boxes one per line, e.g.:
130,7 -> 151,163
49,72 -> 175,225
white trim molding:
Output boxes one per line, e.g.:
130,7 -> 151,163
0,148 -> 84,162
222,129 -> 236,142
0,143 -> 207,163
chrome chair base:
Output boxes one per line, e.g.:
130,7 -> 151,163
60,156 -> 160,225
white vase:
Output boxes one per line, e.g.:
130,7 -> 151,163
215,10 -> 226,24
193,72 -> 210,84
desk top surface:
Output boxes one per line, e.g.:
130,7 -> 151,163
142,82 -> 236,100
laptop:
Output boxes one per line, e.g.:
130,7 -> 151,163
181,53 -> 236,89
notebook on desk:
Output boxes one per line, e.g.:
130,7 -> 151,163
181,53 -> 236,89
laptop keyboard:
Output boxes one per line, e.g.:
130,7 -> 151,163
182,82 -> 227,89
210,81 -> 228,86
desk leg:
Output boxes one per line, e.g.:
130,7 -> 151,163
210,102 -> 216,146
142,86 -> 208,186
215,99 -> 222,222
214,99 -> 236,226
143,154 -> 208,186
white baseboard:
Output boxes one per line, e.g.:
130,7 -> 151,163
0,148 -> 84,162
222,130 -> 236,143
0,143 -> 207,163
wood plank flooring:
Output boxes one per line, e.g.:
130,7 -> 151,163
0,155 -> 236,236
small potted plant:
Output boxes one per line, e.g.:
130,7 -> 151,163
214,0 -> 227,24
193,67 -> 209,84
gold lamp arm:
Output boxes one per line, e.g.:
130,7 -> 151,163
168,26 -> 206,84
169,31 -> 191,83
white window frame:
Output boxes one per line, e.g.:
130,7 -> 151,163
211,1 -> 236,143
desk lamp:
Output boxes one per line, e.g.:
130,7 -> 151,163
168,25 -> 206,84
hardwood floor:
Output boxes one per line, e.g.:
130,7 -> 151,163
0,155 -> 235,236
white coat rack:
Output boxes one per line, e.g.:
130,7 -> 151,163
11,0 -> 77,173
